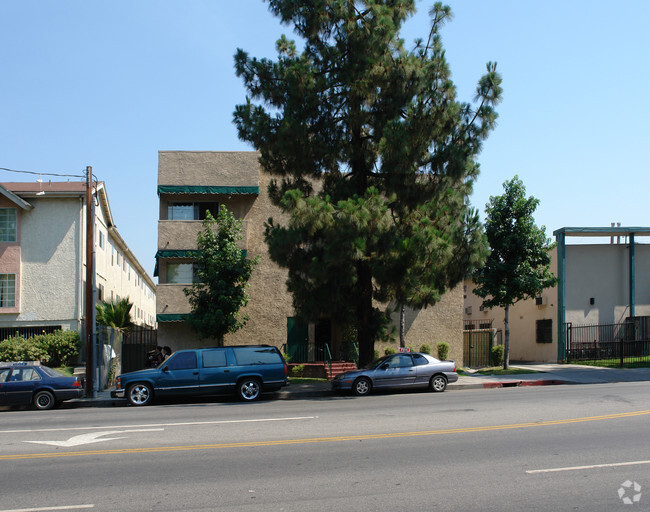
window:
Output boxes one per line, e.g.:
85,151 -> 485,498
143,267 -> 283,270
117,252 -> 121,266
536,319 -> 553,344
412,354 -> 428,366
98,231 -> 105,249
165,352 -> 197,371
233,347 -> 282,365
203,349 -> 227,368
166,263 -> 195,284
0,208 -> 17,242
0,274 -> 15,307
98,283 -> 104,301
168,202 -> 219,221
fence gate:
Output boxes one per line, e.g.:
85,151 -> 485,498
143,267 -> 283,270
463,319 -> 495,367
121,327 -> 158,373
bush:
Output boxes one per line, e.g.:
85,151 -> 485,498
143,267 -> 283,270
291,364 -> 305,378
0,330 -> 80,366
437,341 -> 450,360
374,350 -> 380,361
42,330 -> 81,367
419,344 -> 431,355
384,346 -> 397,355
0,335 -> 49,363
491,345 -> 504,367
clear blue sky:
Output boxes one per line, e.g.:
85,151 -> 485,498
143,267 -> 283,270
2,1 -> 648,278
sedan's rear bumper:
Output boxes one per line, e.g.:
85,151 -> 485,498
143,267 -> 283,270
445,372 -> 459,384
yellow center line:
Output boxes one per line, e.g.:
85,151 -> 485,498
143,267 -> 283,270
3,409 -> 649,461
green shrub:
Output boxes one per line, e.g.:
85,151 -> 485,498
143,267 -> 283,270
419,344 -> 431,355
491,345 -> 504,367
384,346 -> 397,355
373,350 -> 380,361
44,330 -> 81,367
291,364 -> 305,377
437,341 -> 450,360
0,335 -> 49,363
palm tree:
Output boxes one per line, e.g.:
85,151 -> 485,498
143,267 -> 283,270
96,297 -> 133,333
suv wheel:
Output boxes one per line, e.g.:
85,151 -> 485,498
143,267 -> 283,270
238,378 -> 261,401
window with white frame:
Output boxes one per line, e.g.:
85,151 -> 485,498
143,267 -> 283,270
0,209 -> 17,242
167,202 -> 219,220
0,274 -> 16,307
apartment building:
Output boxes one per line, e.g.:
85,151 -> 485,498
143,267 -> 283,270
0,180 -> 156,338
156,151 -> 465,364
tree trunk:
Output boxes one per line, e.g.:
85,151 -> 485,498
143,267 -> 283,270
503,305 -> 510,370
399,304 -> 405,348
357,261 -> 375,367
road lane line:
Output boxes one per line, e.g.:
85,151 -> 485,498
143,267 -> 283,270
0,505 -> 94,512
0,416 -> 317,434
2,409 -> 649,461
527,460 -> 650,474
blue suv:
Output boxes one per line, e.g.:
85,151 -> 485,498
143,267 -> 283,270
112,345 -> 289,406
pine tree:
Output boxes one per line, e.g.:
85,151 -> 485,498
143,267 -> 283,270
234,1 -> 502,365
472,176 -> 557,369
184,208 -> 259,345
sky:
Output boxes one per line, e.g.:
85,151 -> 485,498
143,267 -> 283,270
1,1 -> 649,279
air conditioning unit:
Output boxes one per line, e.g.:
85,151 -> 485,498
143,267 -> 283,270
535,296 -> 547,306
464,306 -> 472,315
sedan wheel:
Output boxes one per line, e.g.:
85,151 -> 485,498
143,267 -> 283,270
33,390 -> 55,410
430,374 -> 448,392
353,377 -> 371,396
128,383 -> 153,406
238,378 -> 261,401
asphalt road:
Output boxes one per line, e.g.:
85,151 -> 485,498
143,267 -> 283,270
2,383 -> 650,512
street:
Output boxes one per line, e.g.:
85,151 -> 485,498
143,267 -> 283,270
2,383 -> 650,511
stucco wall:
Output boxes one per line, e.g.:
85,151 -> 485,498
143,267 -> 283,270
158,151 -> 259,188
16,197 -> 81,325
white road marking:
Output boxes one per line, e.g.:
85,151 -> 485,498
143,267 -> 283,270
24,428 -> 163,447
0,506 -> 94,512
0,416 -> 317,434
527,460 -> 650,474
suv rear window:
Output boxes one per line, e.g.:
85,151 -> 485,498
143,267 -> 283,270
233,347 -> 282,366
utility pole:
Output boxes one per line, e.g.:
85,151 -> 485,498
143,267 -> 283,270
85,166 -> 95,397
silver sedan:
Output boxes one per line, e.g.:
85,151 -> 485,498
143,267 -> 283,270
331,352 -> 458,396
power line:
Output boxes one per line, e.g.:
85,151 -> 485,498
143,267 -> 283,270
0,167 -> 86,179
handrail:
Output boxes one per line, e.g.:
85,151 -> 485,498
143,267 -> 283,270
324,343 -> 332,379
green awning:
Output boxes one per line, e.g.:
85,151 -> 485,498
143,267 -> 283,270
156,250 -> 200,259
153,249 -> 247,276
157,185 -> 259,195
156,313 -> 190,323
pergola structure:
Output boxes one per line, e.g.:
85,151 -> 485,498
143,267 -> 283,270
553,226 -> 650,361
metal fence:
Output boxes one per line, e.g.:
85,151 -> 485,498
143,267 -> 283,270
566,316 -> 650,367
0,325 -> 63,341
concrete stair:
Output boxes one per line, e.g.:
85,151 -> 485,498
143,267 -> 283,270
325,361 -> 358,380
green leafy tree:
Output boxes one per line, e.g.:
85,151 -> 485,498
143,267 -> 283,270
96,297 -> 133,334
234,1 -> 502,365
472,176 -> 557,369
184,208 -> 260,345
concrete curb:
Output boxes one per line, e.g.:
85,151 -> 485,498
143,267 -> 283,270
71,377 -> 577,407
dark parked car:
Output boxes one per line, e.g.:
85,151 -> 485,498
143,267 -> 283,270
112,345 -> 290,406
331,352 -> 458,396
0,361 -> 84,410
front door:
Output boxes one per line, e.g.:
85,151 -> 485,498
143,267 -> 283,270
287,317 -> 309,363
156,351 -> 200,395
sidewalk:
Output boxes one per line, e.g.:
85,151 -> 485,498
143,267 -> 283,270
72,364 -> 650,408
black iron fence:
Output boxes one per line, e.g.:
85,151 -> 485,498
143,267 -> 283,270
566,316 -> 650,367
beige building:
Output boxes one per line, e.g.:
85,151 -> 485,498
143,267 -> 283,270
0,181 -> 156,339
463,227 -> 650,363
156,151 -> 464,364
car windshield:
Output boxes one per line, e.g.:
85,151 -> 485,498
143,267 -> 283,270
364,356 -> 392,370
